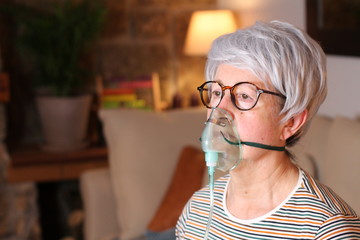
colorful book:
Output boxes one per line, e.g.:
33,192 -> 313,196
102,99 -> 147,109
102,94 -> 137,102
102,88 -> 134,95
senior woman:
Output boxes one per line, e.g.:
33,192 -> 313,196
176,21 -> 360,239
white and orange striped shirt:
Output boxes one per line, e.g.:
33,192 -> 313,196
176,169 -> 360,239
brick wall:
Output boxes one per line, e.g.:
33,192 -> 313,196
98,0 -> 217,107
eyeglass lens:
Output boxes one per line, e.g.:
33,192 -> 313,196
200,82 -> 259,110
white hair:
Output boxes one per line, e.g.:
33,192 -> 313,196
205,20 -> 327,146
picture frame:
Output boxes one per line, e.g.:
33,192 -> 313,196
306,0 -> 360,57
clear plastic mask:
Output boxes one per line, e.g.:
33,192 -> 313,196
201,108 -> 242,172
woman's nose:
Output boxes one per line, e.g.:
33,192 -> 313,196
217,91 -> 235,115
218,90 -> 232,107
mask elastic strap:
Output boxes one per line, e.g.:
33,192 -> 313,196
221,132 -> 285,151
241,141 -> 285,151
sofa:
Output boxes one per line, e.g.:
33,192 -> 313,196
80,108 -> 360,240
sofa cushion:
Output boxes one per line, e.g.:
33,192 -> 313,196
147,145 -> 205,232
289,115 -> 332,179
80,168 -> 119,240
321,116 -> 360,214
99,108 -> 206,240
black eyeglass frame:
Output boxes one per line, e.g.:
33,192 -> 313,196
197,81 -> 286,111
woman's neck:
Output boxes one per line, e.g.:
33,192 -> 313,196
226,152 -> 299,220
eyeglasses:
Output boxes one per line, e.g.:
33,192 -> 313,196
197,81 -> 286,111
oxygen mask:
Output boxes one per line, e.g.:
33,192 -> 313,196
201,107 -> 242,172
200,107 -> 241,239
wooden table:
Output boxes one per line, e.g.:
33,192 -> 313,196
7,146 -> 108,183
5,145 -> 108,240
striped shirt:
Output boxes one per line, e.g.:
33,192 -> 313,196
176,169 -> 360,239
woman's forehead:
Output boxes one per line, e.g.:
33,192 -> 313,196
214,64 -> 266,87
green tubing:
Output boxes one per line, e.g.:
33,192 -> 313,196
204,170 -> 214,240
204,152 -> 217,240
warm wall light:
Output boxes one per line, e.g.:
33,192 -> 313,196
184,10 -> 237,56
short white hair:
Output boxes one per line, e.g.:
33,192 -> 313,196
205,20 -> 327,146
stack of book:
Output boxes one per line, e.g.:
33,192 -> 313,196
99,75 -> 157,110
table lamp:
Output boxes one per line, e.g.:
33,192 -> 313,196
184,10 -> 237,56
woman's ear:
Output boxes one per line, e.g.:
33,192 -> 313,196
281,110 -> 308,141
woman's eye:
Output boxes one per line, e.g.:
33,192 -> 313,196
241,94 -> 249,99
237,93 -> 253,102
212,90 -> 222,97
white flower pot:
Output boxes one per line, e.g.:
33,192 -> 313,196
36,94 -> 92,152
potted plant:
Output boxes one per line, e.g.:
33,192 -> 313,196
1,0 -> 106,151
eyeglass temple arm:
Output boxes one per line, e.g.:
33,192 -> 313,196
260,89 -> 286,99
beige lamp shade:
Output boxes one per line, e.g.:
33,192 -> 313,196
184,10 -> 237,56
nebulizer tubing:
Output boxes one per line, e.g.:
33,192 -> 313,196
204,152 -> 216,238
200,108 -> 242,239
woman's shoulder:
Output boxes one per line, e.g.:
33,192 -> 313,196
298,169 -> 358,217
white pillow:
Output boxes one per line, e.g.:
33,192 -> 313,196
290,115 -> 332,179
100,108 -> 206,240
322,116 -> 360,214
